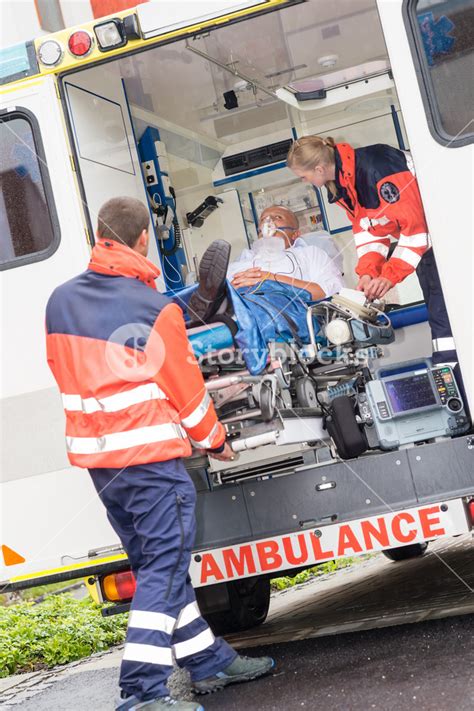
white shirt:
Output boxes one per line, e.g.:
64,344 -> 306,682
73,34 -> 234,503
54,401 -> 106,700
227,237 -> 344,297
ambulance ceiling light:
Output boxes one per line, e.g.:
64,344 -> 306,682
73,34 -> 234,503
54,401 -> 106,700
318,54 -> 338,69
94,19 -> 127,51
68,30 -> 94,58
37,39 -> 63,67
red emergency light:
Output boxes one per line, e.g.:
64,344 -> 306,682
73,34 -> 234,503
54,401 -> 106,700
68,31 -> 94,58
102,570 -> 136,601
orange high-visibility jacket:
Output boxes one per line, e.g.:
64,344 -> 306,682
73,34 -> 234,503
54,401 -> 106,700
45,240 -> 225,469
329,143 -> 430,285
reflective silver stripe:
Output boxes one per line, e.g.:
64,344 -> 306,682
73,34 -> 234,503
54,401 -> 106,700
359,216 -> 390,231
62,383 -> 168,414
173,627 -> 215,660
176,602 -> 201,629
129,610 -> 175,634
189,422 -> 220,449
123,643 -> 173,666
357,242 -> 389,258
398,233 -> 428,248
433,337 -> 456,352
66,423 -> 185,455
391,246 -> 422,268
354,231 -> 386,247
181,392 -> 211,429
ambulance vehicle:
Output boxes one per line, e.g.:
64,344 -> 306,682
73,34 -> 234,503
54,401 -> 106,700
1,0 -> 472,632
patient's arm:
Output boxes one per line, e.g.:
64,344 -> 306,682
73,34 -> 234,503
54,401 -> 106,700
230,267 -> 326,300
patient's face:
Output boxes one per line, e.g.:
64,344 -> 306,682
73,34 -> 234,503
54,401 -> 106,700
258,207 -> 299,247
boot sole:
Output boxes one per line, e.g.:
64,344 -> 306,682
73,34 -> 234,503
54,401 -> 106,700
187,240 -> 231,322
118,701 -> 204,711
192,659 -> 275,695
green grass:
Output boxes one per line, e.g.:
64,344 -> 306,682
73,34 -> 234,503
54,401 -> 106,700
0,594 -> 127,678
270,555 -> 372,591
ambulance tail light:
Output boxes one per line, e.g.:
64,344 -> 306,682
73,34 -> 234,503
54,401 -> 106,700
101,570 -> 136,602
68,30 -> 93,58
468,500 -> 474,527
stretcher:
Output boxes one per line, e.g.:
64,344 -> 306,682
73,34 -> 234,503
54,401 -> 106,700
184,287 -> 395,457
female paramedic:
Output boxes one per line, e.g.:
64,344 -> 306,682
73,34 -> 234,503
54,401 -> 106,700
287,135 -> 458,370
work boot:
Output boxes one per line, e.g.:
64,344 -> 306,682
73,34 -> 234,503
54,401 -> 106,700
192,654 -> 275,694
187,240 -> 231,324
116,694 -> 204,710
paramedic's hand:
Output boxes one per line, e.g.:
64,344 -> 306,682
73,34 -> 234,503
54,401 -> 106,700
364,276 -> 394,301
231,268 -> 274,289
356,275 -> 372,294
206,442 -> 237,462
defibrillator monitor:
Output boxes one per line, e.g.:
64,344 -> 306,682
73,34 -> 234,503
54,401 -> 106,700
364,359 -> 469,450
383,370 -> 438,416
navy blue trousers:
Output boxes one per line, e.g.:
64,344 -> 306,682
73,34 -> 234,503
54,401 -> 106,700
416,248 -> 457,366
89,459 -> 236,701
416,249 -> 469,410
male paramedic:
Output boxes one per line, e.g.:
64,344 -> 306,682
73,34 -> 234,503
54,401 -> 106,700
188,205 -> 344,322
45,197 -> 274,711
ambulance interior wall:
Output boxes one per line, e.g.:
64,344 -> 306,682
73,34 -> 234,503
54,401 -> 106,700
63,63 -> 165,288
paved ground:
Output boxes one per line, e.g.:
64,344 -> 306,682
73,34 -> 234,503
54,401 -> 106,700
1,535 -> 473,710
204,616 -> 474,711
227,534 -> 474,648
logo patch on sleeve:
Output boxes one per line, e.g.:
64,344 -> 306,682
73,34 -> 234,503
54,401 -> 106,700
380,181 -> 400,204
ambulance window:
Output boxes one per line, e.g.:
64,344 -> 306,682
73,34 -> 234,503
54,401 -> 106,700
0,109 -> 59,269
406,0 -> 474,146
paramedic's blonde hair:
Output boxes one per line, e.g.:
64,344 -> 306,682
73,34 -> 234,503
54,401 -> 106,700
287,135 -> 338,198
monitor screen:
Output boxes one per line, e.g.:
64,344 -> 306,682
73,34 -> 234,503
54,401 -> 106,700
385,373 -> 437,414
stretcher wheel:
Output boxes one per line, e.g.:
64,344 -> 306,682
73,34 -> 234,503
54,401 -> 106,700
295,376 -> 318,408
260,382 -> 275,421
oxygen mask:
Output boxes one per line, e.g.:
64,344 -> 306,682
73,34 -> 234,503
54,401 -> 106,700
261,217 -> 277,239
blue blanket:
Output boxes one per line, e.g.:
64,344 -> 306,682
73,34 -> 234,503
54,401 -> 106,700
168,281 -> 321,374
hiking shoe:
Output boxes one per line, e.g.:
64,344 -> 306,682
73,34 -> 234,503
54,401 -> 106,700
116,694 -> 204,710
192,654 -> 275,694
187,240 -> 231,323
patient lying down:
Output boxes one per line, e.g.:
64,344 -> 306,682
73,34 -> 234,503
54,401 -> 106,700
187,205 -> 343,325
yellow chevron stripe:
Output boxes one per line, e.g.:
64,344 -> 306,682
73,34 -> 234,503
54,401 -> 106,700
9,553 -> 128,583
